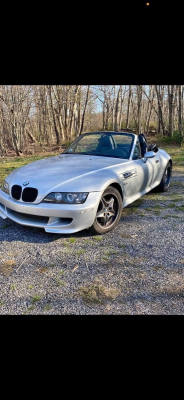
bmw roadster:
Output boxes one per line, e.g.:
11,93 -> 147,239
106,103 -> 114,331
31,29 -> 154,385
0,131 -> 172,235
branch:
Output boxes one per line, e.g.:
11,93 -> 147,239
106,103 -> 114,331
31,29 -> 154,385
141,87 -> 159,117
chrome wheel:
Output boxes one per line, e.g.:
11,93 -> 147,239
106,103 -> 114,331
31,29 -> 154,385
90,186 -> 122,234
164,166 -> 171,187
158,162 -> 172,192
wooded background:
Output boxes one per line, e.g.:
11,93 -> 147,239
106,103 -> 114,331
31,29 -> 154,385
0,85 -> 183,156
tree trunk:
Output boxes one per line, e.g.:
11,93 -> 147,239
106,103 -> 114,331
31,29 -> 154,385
47,86 -> 60,145
126,85 -> 131,129
79,85 -> 90,135
155,85 -> 165,135
168,85 -> 174,137
178,85 -> 182,135
69,85 -> 80,139
103,102 -> 105,130
137,85 -> 142,134
111,86 -> 116,130
114,86 -> 121,131
145,86 -> 155,133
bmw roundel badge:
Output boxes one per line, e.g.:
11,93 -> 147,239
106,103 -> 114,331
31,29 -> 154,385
23,181 -> 29,186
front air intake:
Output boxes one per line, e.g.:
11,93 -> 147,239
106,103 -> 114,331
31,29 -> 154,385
11,185 -> 22,200
22,187 -> 38,202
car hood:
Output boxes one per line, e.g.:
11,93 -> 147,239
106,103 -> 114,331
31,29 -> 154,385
6,154 -> 129,202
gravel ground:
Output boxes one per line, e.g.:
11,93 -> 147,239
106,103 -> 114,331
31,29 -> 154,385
0,169 -> 184,315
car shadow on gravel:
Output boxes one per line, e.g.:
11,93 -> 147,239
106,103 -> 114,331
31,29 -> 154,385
0,219 -> 101,243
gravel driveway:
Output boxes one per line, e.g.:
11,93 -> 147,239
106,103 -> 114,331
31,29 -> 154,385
0,169 -> 184,315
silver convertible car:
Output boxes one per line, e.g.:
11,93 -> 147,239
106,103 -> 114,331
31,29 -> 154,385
0,131 -> 172,235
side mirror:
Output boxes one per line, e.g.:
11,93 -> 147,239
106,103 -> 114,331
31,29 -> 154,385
144,151 -> 156,159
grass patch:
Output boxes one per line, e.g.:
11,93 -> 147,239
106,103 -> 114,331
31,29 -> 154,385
171,181 -> 184,188
58,269 -> 64,275
62,241 -> 70,247
78,282 -> 120,304
162,214 -> 181,219
104,249 -> 119,256
123,255 -> 146,265
77,249 -> 86,255
0,259 -> 16,276
152,265 -> 165,270
132,199 -> 144,207
38,267 -> 49,273
93,236 -> 103,242
54,278 -> 65,287
120,234 -> 132,238
121,208 -> 132,216
68,238 -> 77,244
0,154 -> 52,186
44,304 -> 53,311
27,305 -> 35,311
152,204 -> 163,209
167,203 -> 177,208
31,295 -> 41,304
84,239 -> 93,245
168,195 -> 183,201
92,236 -> 103,241
144,207 -> 161,214
176,207 -> 184,212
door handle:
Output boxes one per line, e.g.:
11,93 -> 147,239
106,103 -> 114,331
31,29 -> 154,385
155,159 -> 159,163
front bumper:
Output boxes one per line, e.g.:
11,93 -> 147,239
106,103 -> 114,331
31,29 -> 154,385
0,189 -> 102,233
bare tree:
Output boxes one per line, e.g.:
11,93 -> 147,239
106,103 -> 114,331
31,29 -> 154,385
0,85 -> 33,155
1,84 -> 184,156
168,85 -> 175,136
79,85 -> 90,135
137,85 -> 142,134
114,85 -> 121,131
178,85 -> 183,135
126,85 -> 132,129
155,85 -> 165,135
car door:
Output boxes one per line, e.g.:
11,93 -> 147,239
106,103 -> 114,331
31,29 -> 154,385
119,145 -> 148,198
134,145 -> 161,193
146,151 -> 161,187
133,158 -> 152,194
119,138 -> 159,199
121,138 -> 152,198
132,138 -> 152,195
120,165 -> 139,198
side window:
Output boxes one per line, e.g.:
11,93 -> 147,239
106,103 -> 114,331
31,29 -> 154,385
132,140 -> 141,160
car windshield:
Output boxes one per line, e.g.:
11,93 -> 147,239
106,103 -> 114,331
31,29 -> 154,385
64,132 -> 134,159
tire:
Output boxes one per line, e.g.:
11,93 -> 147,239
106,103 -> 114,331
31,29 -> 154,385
90,186 -> 122,234
157,162 -> 172,192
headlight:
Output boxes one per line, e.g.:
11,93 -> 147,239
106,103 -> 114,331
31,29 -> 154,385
42,192 -> 89,204
1,180 -> 9,195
